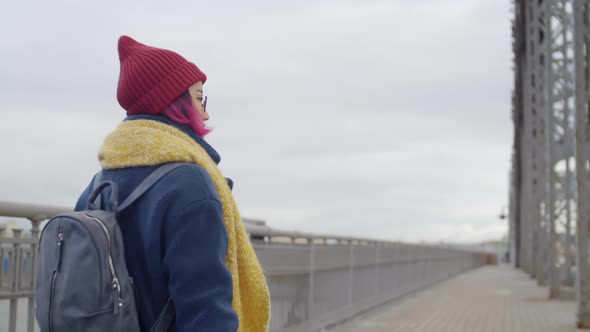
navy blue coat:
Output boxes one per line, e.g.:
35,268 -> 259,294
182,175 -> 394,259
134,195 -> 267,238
75,115 -> 238,332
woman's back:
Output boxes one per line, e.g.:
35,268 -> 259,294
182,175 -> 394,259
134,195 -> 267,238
75,159 -> 238,331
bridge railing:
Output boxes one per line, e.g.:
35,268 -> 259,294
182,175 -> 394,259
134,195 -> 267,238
0,201 -> 485,332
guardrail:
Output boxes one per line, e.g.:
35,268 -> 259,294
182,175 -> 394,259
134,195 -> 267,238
0,201 -> 485,332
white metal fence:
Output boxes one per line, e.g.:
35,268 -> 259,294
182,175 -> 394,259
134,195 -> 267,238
0,201 -> 484,332
258,242 -> 482,332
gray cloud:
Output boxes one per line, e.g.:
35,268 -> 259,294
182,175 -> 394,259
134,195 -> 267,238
0,0 -> 512,243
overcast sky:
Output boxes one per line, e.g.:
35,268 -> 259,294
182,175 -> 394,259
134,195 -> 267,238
0,0 -> 512,243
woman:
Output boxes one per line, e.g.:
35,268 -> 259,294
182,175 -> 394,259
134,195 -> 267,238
75,35 -> 270,332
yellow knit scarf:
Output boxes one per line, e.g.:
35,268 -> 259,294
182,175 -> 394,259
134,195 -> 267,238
98,119 -> 270,332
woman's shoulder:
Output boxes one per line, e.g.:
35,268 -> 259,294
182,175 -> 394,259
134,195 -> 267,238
156,163 -> 221,203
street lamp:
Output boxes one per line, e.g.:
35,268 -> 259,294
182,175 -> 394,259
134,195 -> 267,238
498,206 -> 508,220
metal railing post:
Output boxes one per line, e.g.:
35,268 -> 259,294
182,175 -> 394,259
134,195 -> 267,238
28,220 -> 42,332
375,245 -> 380,296
9,229 -> 23,332
348,243 -> 354,305
307,240 -> 315,323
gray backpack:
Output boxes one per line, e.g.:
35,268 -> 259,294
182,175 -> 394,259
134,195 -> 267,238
35,163 -> 184,332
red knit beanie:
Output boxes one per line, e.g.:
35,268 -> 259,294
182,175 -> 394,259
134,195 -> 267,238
116,35 -> 207,115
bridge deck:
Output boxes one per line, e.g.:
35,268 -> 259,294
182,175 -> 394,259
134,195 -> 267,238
329,265 -> 584,332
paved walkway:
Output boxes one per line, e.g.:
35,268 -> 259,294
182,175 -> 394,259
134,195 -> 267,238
330,265 -> 584,332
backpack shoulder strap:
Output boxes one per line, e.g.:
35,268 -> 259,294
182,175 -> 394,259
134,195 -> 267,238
92,171 -> 103,209
149,298 -> 176,332
117,162 -> 187,213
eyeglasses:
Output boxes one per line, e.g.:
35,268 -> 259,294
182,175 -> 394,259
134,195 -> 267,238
193,95 -> 207,109
201,95 -> 208,109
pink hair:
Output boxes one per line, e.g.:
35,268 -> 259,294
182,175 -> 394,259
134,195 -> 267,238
161,91 -> 211,137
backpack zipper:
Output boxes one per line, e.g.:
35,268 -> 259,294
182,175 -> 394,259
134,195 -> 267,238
129,277 -> 139,309
49,271 -> 57,332
78,213 -> 122,311
49,228 -> 63,332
